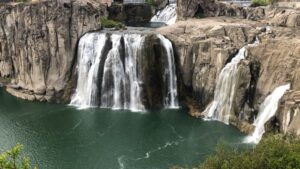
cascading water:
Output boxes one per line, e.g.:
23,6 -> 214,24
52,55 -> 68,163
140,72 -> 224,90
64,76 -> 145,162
100,34 -> 127,110
203,40 -> 259,124
151,3 -> 177,25
158,34 -> 179,108
70,33 -> 107,109
70,32 -> 179,111
124,34 -> 146,111
245,84 -> 290,144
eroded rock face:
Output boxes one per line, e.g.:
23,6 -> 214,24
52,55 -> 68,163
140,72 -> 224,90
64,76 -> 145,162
0,1 -> 107,102
176,0 -> 247,20
108,3 -> 153,23
277,90 -> 300,136
158,18 -> 261,132
158,16 -> 300,135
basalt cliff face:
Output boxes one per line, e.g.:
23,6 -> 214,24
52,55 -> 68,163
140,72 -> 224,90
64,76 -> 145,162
159,3 -> 300,135
0,0 -> 107,102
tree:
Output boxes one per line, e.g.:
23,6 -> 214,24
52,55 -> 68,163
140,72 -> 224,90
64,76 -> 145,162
0,144 -> 37,169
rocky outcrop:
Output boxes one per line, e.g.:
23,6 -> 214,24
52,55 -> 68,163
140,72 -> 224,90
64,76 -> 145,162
176,0 -> 247,20
0,0 -> 107,102
158,16 -> 300,134
277,90 -> 300,136
176,0 -> 300,28
158,18 -> 261,132
108,3 -> 153,23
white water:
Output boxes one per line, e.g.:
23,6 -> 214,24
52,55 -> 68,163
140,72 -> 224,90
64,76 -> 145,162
158,34 -> 179,108
123,34 -> 146,111
245,84 -> 290,144
70,32 -> 178,111
101,34 -> 126,109
151,3 -> 177,25
203,47 -> 247,124
203,40 -> 259,124
99,34 -> 146,111
70,33 -> 107,109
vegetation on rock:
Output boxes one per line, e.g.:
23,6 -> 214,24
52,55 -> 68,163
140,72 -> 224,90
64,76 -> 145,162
197,135 -> 300,169
0,144 -> 36,169
145,0 -> 155,6
99,17 -> 125,29
251,0 -> 276,7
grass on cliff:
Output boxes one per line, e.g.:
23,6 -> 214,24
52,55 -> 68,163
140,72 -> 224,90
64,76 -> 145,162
99,17 -> 125,30
173,134 -> 300,169
0,144 -> 37,169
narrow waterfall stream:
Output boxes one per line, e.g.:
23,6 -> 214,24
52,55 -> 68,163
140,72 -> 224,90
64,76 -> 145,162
151,3 -> 177,25
203,39 -> 259,124
203,47 -> 247,124
158,34 -> 179,108
70,32 -> 179,111
245,84 -> 290,144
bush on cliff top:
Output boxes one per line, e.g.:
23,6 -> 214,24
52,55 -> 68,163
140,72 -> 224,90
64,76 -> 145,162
99,17 -> 125,30
251,0 -> 277,7
0,144 -> 36,169
198,135 -> 300,169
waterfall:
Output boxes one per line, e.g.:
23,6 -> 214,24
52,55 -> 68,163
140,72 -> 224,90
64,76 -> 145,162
123,34 -> 146,111
157,34 -> 179,108
203,39 -> 259,124
245,84 -> 290,144
151,3 -> 177,25
100,34 -> 127,110
70,32 -> 179,111
70,33 -> 107,109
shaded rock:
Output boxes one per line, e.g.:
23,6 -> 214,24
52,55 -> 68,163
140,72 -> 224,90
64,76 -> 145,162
108,3 -> 153,23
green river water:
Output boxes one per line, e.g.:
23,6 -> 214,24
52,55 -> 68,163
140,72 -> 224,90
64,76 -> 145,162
0,89 -> 246,169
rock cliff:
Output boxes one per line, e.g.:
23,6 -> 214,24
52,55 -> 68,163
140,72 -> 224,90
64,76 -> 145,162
158,14 -> 300,134
0,0 -> 107,102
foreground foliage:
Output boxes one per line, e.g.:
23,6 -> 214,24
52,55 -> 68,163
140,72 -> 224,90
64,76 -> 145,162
199,135 -> 300,169
0,144 -> 36,169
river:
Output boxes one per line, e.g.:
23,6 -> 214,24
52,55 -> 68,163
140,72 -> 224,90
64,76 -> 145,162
0,89 -> 246,169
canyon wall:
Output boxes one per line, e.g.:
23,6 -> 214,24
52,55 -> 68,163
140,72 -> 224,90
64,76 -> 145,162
0,0 -> 107,102
158,15 -> 300,134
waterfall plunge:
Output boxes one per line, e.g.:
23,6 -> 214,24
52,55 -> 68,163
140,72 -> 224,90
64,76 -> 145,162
245,84 -> 290,144
70,32 -> 179,111
70,33 -> 107,109
158,34 -> 179,108
151,3 -> 177,25
203,40 -> 259,124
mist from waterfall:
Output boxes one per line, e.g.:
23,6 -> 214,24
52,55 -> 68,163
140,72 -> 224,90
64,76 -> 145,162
245,84 -> 290,144
203,39 -> 259,124
70,32 -> 179,111
151,3 -> 177,25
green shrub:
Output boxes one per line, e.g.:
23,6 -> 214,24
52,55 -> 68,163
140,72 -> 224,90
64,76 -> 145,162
145,0 -> 155,6
99,17 -> 125,30
251,0 -> 271,7
197,135 -> 300,169
0,144 -> 37,169
15,0 -> 28,3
